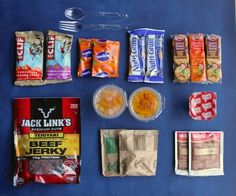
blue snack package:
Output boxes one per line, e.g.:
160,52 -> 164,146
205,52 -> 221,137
128,28 -> 165,83
144,32 -> 164,83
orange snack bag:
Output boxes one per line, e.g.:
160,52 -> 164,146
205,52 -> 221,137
188,34 -> 207,83
92,39 -> 120,78
77,38 -> 93,77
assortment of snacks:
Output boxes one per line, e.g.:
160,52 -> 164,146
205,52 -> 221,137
13,98 -> 81,186
189,92 -> 217,120
77,38 -> 93,77
15,31 -> 44,86
172,33 -> 222,84
128,87 -> 163,122
93,85 -> 127,119
205,34 -> 222,83
45,30 -> 73,84
92,39 -> 120,78
172,34 -> 190,83
128,28 -> 165,83
100,129 -> 159,177
175,131 -> 224,176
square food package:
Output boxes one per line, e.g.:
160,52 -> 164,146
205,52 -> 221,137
92,39 -> 120,78
119,130 -> 159,176
175,131 -> 189,175
15,31 -> 44,86
100,129 -> 121,177
189,131 -> 224,176
45,30 -> 73,84
13,97 -> 81,186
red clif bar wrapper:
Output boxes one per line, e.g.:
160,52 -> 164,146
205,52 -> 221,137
189,92 -> 217,120
13,97 -> 81,186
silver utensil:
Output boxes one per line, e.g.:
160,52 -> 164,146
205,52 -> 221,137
64,7 -> 128,20
59,21 -> 128,32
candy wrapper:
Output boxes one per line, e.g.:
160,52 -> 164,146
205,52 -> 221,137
205,34 -> 222,83
172,34 -> 190,83
77,38 -> 93,77
175,131 -> 189,175
188,34 -> 207,83
128,28 -> 165,83
13,97 -> 81,186
92,39 -> 120,78
45,30 -> 73,84
189,131 -> 224,176
15,31 -> 44,86
189,92 -> 217,120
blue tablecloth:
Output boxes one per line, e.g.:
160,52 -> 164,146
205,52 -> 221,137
0,0 -> 236,195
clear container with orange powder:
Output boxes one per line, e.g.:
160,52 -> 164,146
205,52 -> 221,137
128,87 -> 164,122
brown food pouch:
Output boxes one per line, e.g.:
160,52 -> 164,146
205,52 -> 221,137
205,34 -> 222,83
100,129 -> 121,177
189,131 -> 224,176
119,130 -> 158,176
172,34 -> 190,83
175,131 -> 189,175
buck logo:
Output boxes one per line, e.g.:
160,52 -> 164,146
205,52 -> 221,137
38,107 -> 56,118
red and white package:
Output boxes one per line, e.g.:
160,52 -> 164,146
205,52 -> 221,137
13,98 -> 81,186
189,131 -> 224,176
175,131 -> 188,175
189,92 -> 217,120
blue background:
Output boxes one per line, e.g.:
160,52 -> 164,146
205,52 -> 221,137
0,0 -> 236,196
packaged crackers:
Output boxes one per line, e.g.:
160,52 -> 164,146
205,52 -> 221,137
188,33 -> 207,83
205,34 -> 222,83
172,34 -> 190,83
15,31 -> 44,86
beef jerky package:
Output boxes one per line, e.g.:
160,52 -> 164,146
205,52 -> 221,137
175,131 -> 189,176
13,97 -> 81,186
15,31 -> 44,86
100,129 -> 121,177
45,30 -> 73,84
119,130 -> 158,176
189,131 -> 224,176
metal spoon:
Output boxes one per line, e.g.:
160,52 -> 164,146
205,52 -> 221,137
64,7 -> 128,20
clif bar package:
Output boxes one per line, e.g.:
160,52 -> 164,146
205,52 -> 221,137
188,34 -> 207,83
77,38 -> 93,77
205,34 -> 222,83
15,31 -> 44,86
45,30 -> 73,84
13,97 -> 81,186
175,131 -> 188,175
119,130 -> 158,176
189,131 -> 224,176
128,28 -> 165,83
92,39 -> 120,78
172,34 -> 190,83
100,129 -> 121,177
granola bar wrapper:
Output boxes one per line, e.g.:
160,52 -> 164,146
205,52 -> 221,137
175,131 -> 189,176
172,34 -> 190,83
15,31 -> 44,86
188,33 -> 207,83
45,30 -> 73,84
100,129 -> 121,177
13,97 -> 81,186
189,131 -> 224,176
205,34 -> 222,83
119,130 -> 158,176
